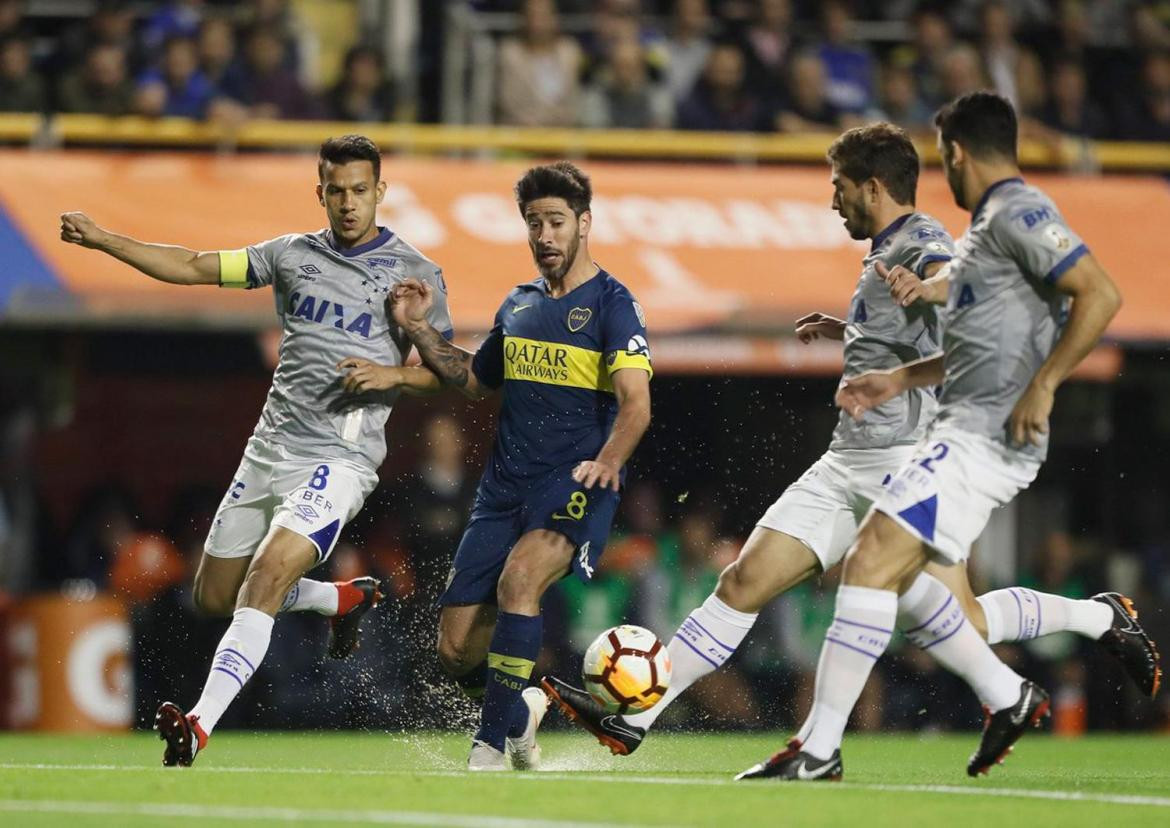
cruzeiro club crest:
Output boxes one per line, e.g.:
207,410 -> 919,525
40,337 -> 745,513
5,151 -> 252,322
567,307 -> 592,332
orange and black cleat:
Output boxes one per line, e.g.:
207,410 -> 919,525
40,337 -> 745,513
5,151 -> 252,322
328,577 -> 385,659
154,701 -> 207,767
1092,592 -> 1162,698
541,675 -> 645,756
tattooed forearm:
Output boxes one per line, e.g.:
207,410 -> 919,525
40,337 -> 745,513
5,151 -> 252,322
404,322 -> 484,398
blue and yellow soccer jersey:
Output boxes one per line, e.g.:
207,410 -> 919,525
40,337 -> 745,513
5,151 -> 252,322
471,269 -> 652,496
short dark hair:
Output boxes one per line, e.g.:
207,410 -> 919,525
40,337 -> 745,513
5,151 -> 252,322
933,91 -> 1018,162
318,134 -> 381,181
826,122 -> 920,206
514,161 -> 592,216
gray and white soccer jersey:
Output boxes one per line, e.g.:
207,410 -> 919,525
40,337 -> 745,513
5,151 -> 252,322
935,178 -> 1085,460
875,178 -> 1090,562
206,227 -> 453,561
831,211 -> 951,451
759,212 -> 954,569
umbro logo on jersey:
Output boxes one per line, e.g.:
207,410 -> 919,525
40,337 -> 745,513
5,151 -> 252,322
567,307 -> 592,332
299,264 -> 321,275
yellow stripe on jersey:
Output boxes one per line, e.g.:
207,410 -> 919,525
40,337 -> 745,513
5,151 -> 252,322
218,249 -> 250,288
607,350 -> 653,379
504,336 -> 614,392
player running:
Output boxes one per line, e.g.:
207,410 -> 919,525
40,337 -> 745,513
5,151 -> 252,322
59,134 -> 453,767
383,162 -> 653,771
541,122 -> 1161,772
734,92 -> 1156,781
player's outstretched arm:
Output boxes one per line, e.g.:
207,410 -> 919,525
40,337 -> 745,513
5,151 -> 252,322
1008,253 -> 1121,446
878,260 -> 950,307
835,354 -> 944,420
391,280 -> 492,400
573,368 -> 651,492
795,312 -> 846,342
337,358 -> 442,396
60,212 -> 221,286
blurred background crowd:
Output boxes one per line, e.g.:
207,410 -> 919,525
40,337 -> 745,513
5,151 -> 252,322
0,0 -> 1168,141
0,0 -> 1167,738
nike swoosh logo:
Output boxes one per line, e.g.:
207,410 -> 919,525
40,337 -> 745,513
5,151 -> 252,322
1010,686 -> 1033,727
796,760 -> 835,780
511,304 -> 532,314
601,716 -> 640,739
498,661 -> 529,671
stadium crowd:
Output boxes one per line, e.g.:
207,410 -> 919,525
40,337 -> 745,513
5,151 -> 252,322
0,0 -> 1168,142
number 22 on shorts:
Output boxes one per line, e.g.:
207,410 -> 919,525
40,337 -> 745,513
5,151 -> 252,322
552,491 -> 588,521
917,443 -> 949,473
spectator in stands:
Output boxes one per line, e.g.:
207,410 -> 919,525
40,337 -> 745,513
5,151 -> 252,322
496,0 -> 582,127
57,42 -> 135,115
238,0 -> 319,87
140,0 -> 204,55
774,49 -> 845,133
581,34 -> 673,128
54,0 -> 140,77
874,59 -> 932,133
815,0 -> 875,116
0,0 -> 23,40
938,42 -> 987,101
676,40 -> 767,131
740,0 -> 794,100
0,34 -> 44,112
979,0 -> 1023,107
222,27 -> 321,120
134,36 -> 214,119
664,0 -> 713,104
585,0 -> 668,78
1119,50 -> 1170,140
196,15 -> 236,93
325,45 -> 395,122
897,4 -> 954,111
1041,58 -> 1108,138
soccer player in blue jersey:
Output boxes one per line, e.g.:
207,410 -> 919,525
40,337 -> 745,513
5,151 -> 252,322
386,161 -> 653,770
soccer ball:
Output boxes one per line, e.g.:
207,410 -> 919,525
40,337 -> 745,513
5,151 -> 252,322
582,625 -> 671,714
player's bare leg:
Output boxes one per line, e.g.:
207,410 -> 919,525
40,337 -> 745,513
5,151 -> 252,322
192,554 -> 251,617
438,603 -> 498,699
544,527 -> 819,754
467,530 -> 567,771
156,528 -> 318,766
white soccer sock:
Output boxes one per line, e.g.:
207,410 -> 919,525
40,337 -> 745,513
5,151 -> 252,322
899,573 -> 1022,711
189,607 -> 274,735
801,585 -> 897,761
623,594 -> 757,730
976,587 -> 1112,645
279,578 -> 340,615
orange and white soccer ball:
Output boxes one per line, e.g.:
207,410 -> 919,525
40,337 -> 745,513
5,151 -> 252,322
582,625 -> 672,714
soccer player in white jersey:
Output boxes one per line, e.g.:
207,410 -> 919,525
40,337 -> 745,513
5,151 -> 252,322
735,92 -> 1159,781
59,135 -> 454,766
541,123 -> 1161,769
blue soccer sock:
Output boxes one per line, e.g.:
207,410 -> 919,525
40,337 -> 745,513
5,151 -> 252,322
475,610 -> 542,752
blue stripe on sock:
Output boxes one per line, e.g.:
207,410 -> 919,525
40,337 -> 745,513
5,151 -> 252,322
826,636 -> 883,660
675,633 -> 722,669
221,647 -> 256,672
921,617 -> 967,650
211,666 -> 245,689
686,615 -> 735,652
835,617 -> 895,635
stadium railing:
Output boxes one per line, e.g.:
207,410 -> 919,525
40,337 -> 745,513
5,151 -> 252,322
3,113 -> 1170,171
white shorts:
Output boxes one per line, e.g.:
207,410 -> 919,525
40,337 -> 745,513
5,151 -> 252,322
873,424 -> 1041,564
204,436 -> 379,563
757,446 -> 915,570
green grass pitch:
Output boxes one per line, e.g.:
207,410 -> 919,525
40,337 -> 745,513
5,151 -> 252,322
1,731 -> 1168,827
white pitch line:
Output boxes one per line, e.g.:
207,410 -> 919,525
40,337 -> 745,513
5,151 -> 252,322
0,799 -> 657,828
2,763 -> 1168,809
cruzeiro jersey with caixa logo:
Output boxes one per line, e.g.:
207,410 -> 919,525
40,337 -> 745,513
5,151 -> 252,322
219,226 -> 454,473
470,268 -> 652,497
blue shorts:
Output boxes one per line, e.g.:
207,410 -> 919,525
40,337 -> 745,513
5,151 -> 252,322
437,464 -> 621,607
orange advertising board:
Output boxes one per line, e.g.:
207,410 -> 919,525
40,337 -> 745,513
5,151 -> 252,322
0,151 -> 1165,343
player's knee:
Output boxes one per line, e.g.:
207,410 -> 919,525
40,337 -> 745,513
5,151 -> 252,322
841,523 -> 892,589
436,633 -> 473,677
496,565 -> 541,613
239,556 -> 299,608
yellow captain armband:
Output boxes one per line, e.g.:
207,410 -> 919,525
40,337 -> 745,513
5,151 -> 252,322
607,350 -> 653,380
218,249 -> 250,288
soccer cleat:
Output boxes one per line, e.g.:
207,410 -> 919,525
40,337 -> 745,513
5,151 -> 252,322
735,743 -> 843,781
506,686 -> 550,771
154,701 -> 207,767
540,676 -> 645,756
327,577 -> 385,659
967,680 -> 1050,777
1092,592 -> 1162,698
467,739 -> 509,771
